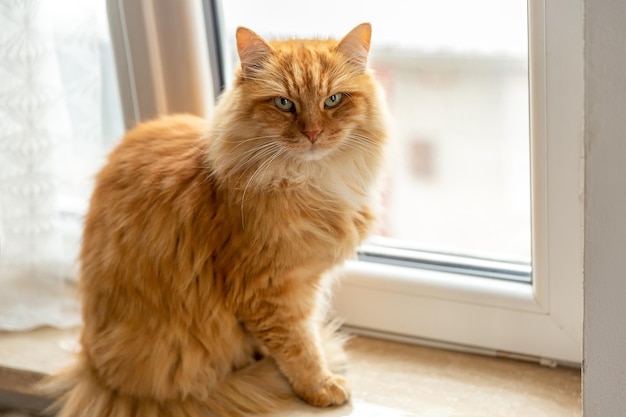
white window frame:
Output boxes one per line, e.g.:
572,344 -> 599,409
336,0 -> 583,365
107,0 -> 583,364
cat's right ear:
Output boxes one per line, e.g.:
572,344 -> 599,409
236,27 -> 272,79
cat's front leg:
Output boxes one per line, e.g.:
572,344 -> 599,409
239,295 -> 350,407
257,319 -> 350,407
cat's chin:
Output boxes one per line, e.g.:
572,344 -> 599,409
295,145 -> 334,162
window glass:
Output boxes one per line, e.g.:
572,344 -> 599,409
219,0 -> 530,263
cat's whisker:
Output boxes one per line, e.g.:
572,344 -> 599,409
214,134 -> 283,145
217,136 -> 285,167
232,143 -> 283,180
238,141 -> 283,158
220,142 -> 279,177
232,142 -> 282,181
258,149 -> 287,184
346,132 -> 382,146
240,146 -> 285,228
347,132 -> 379,142
340,140 -> 380,157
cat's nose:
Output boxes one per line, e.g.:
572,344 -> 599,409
303,129 -> 322,144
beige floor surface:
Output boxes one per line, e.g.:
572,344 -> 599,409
0,327 -> 581,416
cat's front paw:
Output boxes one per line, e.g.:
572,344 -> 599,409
297,374 -> 351,408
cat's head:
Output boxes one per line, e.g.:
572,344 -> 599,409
210,23 -> 387,192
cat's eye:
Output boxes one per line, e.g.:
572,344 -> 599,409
274,97 -> 295,112
324,93 -> 343,108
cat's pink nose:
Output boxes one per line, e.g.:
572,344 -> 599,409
303,129 -> 322,144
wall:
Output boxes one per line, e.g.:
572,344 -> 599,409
583,0 -> 626,415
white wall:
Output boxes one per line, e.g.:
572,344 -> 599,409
583,1 -> 626,415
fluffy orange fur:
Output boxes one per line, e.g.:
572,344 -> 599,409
47,23 -> 387,417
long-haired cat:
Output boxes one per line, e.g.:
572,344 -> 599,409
47,23 -> 387,417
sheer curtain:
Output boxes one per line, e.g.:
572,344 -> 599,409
0,0 -> 123,330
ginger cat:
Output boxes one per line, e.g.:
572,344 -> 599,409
48,23 -> 387,417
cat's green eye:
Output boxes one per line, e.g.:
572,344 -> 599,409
324,93 -> 344,108
274,97 -> 295,112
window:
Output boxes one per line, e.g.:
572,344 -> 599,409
107,0 -> 583,364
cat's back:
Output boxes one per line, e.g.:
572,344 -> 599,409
101,114 -> 210,183
91,114 -> 212,206
82,114 -> 218,283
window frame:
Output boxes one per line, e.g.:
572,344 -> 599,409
107,0 -> 583,364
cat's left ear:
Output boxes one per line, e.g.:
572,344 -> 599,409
337,23 -> 372,72
236,27 -> 273,78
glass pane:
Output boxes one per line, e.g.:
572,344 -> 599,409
219,0 -> 530,263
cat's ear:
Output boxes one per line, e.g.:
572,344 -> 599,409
236,27 -> 272,78
337,23 -> 372,72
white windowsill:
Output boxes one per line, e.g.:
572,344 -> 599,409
0,326 -> 580,416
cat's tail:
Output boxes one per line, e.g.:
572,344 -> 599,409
40,353 -> 293,417
204,356 -> 294,416
41,322 -> 348,417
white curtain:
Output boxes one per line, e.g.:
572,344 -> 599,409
0,0 -> 123,330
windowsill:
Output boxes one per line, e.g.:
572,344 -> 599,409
0,327 -> 581,416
